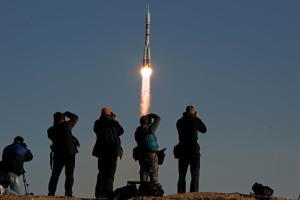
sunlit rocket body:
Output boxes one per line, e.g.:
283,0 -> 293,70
143,6 -> 151,67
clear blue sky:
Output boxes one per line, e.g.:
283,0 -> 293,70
0,0 -> 299,198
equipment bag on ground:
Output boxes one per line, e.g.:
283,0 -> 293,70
138,182 -> 164,197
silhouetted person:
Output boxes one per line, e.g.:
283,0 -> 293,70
92,107 -> 124,199
176,105 -> 207,193
47,111 -> 79,197
135,113 -> 161,185
0,136 -> 33,195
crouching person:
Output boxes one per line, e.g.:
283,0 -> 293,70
0,136 -> 33,195
92,107 -> 124,199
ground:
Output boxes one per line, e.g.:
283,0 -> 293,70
0,192 -> 290,200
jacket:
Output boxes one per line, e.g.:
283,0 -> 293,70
135,114 -> 160,152
0,142 -> 33,176
176,112 -> 207,153
92,115 -> 124,158
48,112 -> 79,156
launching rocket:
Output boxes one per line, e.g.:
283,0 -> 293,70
143,5 -> 151,67
140,4 -> 152,116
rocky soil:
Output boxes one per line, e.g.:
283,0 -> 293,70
0,192 -> 290,200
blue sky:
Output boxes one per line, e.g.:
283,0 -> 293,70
0,0 -> 299,198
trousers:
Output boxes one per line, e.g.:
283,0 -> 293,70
95,156 -> 118,198
48,154 -> 75,197
0,172 -> 20,195
177,152 -> 200,193
139,152 -> 158,184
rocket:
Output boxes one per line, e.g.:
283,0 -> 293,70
143,5 -> 151,67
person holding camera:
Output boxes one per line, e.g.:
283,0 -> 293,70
92,107 -> 124,199
135,113 -> 161,185
175,105 -> 207,193
47,111 -> 79,197
0,136 -> 33,195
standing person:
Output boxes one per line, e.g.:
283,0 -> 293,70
135,113 -> 161,185
0,136 -> 33,195
175,105 -> 207,193
92,107 -> 124,199
47,111 -> 79,197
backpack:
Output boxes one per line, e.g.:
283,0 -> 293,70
157,148 -> 166,165
138,182 -> 164,197
132,146 -> 141,161
112,184 -> 138,200
173,143 -> 182,159
252,182 -> 273,197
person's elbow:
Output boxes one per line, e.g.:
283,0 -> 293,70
73,115 -> 79,123
155,116 -> 161,124
152,113 -> 161,123
200,126 -> 207,134
118,127 -> 124,136
24,151 -> 33,162
69,116 -> 79,128
93,121 -> 98,133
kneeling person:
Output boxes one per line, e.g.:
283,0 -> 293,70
0,136 -> 33,195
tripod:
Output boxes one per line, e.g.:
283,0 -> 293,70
22,173 -> 32,195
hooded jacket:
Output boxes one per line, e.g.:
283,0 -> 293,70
0,142 -> 33,176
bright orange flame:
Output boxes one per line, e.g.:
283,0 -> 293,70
140,66 -> 152,116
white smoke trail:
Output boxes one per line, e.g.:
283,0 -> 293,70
140,67 -> 152,116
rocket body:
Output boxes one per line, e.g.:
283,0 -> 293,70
143,7 -> 151,67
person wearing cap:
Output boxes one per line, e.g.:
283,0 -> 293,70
47,111 -> 79,197
92,107 -> 124,199
135,113 -> 161,185
0,136 -> 33,195
175,105 -> 207,193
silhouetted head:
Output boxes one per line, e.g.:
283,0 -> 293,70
186,105 -> 197,116
53,112 -> 65,124
101,107 -> 112,116
14,136 -> 24,144
140,115 -> 151,125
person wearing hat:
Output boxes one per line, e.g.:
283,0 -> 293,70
0,136 -> 33,195
92,107 -> 124,199
47,111 -> 79,197
175,105 -> 207,193
135,113 -> 161,186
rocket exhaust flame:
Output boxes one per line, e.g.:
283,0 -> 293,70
140,67 -> 152,116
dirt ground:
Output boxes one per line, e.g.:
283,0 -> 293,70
0,192 -> 290,200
